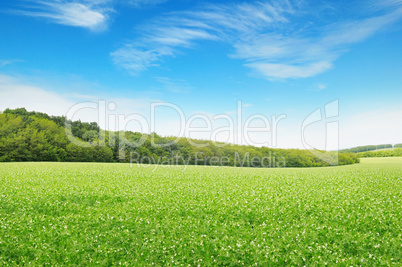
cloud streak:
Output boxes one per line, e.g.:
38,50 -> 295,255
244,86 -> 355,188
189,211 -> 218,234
13,0 -> 114,31
155,77 -> 192,93
111,0 -> 402,79
126,0 -> 168,8
111,45 -> 173,74
0,59 -> 23,67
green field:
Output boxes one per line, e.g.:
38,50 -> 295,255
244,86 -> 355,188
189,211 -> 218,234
1,158 -> 401,265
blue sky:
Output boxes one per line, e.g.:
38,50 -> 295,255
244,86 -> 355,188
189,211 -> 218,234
0,0 -> 402,149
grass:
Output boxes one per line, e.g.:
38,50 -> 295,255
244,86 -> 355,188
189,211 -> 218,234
0,158 -> 401,265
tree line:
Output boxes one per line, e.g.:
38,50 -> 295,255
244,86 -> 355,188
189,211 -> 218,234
357,148 -> 402,158
0,108 -> 359,167
339,144 -> 395,153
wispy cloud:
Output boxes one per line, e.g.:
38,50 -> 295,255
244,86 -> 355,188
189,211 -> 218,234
246,62 -> 332,79
111,26 -> 217,74
13,0 -> 114,31
340,105 -> 402,149
365,0 -> 402,13
155,77 -> 192,93
111,1 -> 293,75
315,83 -> 327,91
126,0 -> 168,8
111,45 -> 173,74
111,0 -> 402,79
0,74 -> 75,115
0,59 -> 23,67
242,103 -> 253,108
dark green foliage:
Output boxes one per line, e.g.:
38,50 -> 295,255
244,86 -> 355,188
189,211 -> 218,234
4,107 -> 66,127
394,143 -> 402,148
0,111 -> 113,163
82,130 -> 99,142
0,108 -> 359,167
69,120 -> 100,139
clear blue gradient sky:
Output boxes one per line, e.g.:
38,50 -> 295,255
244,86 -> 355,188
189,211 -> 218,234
0,0 -> 401,149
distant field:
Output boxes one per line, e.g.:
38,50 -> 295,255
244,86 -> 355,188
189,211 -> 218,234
371,147 -> 395,152
0,158 -> 401,265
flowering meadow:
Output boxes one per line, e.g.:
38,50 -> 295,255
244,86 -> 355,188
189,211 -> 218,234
0,158 -> 401,265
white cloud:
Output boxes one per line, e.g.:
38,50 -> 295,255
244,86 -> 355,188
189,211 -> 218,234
311,83 -> 327,92
111,0 -> 402,79
111,1 -> 293,75
321,10 -> 402,47
155,77 -> 192,93
14,0 -> 113,31
252,105 -> 402,150
232,7 -> 402,79
111,45 -> 173,74
111,27 -> 217,74
339,107 -> 402,149
0,74 -> 155,130
0,74 -> 75,115
365,0 -> 402,13
242,103 -> 253,108
126,0 -> 168,8
246,61 -> 333,79
149,27 -> 217,47
0,59 -> 23,67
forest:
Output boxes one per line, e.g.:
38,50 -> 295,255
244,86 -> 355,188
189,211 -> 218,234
0,108 -> 359,167
357,148 -> 402,158
339,143 -> 402,153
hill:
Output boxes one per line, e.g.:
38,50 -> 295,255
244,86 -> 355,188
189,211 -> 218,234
339,144 -> 395,153
357,148 -> 402,158
339,144 -> 402,158
0,108 -> 359,167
